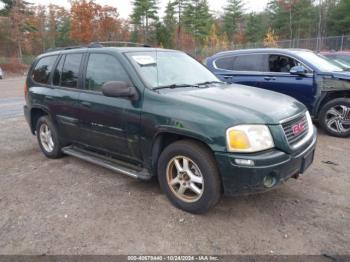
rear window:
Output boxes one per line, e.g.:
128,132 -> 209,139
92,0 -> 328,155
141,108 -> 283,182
232,54 -> 267,71
32,55 -> 58,84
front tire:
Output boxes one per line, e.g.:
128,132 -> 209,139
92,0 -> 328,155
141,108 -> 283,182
36,116 -> 63,158
319,98 -> 350,137
158,140 -> 221,214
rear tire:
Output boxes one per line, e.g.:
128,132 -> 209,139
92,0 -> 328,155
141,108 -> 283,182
36,116 -> 63,158
319,98 -> 350,137
157,139 -> 221,214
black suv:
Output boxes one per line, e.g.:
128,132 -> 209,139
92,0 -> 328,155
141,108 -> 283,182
24,44 -> 317,213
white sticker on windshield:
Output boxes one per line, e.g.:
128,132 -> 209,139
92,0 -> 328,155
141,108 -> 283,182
132,55 -> 156,66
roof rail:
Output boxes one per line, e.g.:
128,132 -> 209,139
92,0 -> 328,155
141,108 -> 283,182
45,45 -> 86,53
45,41 -> 151,53
94,41 -> 151,47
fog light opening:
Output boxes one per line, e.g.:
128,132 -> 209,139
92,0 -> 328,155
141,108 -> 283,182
263,175 -> 277,188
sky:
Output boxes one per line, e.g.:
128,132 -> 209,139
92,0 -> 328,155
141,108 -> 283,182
10,0 -> 269,19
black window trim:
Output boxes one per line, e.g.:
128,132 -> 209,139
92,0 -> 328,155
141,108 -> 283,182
30,54 -> 60,87
213,53 -> 269,73
266,53 -> 314,76
81,52 -> 135,95
213,52 -> 314,76
51,52 -> 86,91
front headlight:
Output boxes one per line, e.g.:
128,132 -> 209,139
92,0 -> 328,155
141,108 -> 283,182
226,125 -> 274,152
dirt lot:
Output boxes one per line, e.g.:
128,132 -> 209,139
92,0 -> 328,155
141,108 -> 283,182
0,77 -> 349,255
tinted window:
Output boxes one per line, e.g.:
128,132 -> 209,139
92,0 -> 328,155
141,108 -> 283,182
215,56 -> 235,70
232,54 -> 266,71
32,56 -> 58,84
53,55 -> 64,86
61,54 -> 83,88
269,55 -> 297,73
85,54 -> 130,91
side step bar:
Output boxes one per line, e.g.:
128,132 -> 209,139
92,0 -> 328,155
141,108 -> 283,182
62,146 -> 152,180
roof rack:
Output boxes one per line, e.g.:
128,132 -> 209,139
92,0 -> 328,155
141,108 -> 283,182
45,41 -> 151,53
93,41 -> 151,47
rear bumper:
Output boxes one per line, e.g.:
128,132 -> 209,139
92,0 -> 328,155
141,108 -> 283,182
23,105 -> 33,133
215,127 -> 317,196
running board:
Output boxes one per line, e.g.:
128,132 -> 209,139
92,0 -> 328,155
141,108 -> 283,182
62,146 -> 152,180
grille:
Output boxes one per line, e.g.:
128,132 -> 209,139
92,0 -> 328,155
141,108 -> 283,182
282,114 -> 309,146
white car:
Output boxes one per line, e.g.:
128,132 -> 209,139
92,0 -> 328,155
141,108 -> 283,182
0,67 -> 3,79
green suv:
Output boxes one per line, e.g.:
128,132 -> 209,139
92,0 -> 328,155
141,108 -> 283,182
24,44 -> 317,213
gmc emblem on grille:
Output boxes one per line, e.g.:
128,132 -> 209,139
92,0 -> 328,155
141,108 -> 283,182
292,122 -> 305,136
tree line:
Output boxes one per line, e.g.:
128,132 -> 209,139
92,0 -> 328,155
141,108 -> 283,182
0,0 -> 350,63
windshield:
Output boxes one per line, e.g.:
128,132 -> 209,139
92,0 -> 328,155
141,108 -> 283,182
333,56 -> 350,68
296,51 -> 344,72
126,51 -> 219,89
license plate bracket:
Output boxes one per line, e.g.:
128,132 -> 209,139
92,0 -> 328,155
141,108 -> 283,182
301,150 -> 314,174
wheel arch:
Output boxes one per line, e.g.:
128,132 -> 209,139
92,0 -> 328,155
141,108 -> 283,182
316,90 -> 350,118
151,130 -> 215,177
29,106 -> 50,134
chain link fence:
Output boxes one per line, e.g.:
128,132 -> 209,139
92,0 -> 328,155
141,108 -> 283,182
233,35 -> 350,51
1,35 -> 350,74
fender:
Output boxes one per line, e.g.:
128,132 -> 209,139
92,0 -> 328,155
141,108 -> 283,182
154,126 -> 214,145
149,126 -> 216,175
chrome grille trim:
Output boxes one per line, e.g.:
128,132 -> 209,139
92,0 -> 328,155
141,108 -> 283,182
280,111 -> 314,150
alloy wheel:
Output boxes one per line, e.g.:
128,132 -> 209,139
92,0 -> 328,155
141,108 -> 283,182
166,156 -> 204,203
39,123 -> 54,152
325,105 -> 350,134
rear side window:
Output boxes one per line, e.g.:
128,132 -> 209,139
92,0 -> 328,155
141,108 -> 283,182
215,56 -> 235,70
53,54 -> 83,88
32,55 -> 58,84
53,56 -> 64,86
232,54 -> 267,71
85,53 -> 130,91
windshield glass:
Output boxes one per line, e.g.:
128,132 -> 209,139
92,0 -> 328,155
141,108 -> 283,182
296,51 -> 343,72
333,56 -> 350,68
126,51 -> 219,89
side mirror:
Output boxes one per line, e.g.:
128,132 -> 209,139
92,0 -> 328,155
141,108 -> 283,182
102,81 -> 137,99
290,65 -> 307,76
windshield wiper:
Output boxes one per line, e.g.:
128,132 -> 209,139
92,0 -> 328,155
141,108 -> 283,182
195,81 -> 226,86
153,84 -> 199,91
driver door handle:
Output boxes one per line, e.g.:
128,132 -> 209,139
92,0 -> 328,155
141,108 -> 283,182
81,101 -> 92,108
264,76 -> 276,81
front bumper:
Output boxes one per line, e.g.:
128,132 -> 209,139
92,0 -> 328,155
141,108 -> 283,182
215,127 -> 317,196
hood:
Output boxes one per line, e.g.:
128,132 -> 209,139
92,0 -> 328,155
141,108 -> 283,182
331,71 -> 350,81
167,84 -> 306,125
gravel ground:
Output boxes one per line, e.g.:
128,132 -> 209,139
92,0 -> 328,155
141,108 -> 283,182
0,78 -> 349,255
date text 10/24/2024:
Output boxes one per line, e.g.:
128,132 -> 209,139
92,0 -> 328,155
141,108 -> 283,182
127,255 -> 220,261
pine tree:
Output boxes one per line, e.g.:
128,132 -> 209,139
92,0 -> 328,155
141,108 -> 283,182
223,0 -> 244,42
130,0 -> 159,43
327,0 -> 349,35
267,0 -> 315,42
182,0 -> 212,44
245,12 -> 268,43
173,0 -> 189,47
162,1 -> 177,48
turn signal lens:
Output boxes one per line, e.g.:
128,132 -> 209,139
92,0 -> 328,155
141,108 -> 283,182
226,125 -> 274,153
228,130 -> 250,150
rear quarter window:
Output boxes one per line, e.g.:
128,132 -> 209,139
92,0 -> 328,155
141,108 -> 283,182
32,55 -> 58,84
232,54 -> 267,72
214,56 -> 235,70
